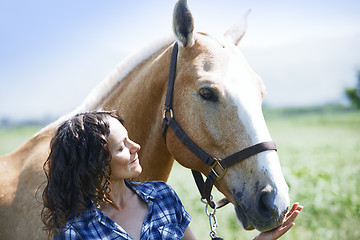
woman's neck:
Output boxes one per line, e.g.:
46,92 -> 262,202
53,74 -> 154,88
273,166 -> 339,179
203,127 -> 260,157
100,180 -> 149,240
105,179 -> 135,210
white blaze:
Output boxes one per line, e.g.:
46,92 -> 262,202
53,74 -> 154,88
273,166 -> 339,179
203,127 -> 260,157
224,47 -> 289,203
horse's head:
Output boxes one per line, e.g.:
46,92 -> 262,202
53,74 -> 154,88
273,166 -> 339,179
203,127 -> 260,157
165,0 -> 289,232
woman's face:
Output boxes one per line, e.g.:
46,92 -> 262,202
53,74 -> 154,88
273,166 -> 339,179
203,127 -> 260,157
107,117 -> 142,180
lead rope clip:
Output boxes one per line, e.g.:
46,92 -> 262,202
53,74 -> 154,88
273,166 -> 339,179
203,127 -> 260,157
202,196 -> 224,240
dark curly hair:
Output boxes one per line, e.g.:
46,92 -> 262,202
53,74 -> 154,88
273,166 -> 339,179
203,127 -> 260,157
41,111 -> 124,238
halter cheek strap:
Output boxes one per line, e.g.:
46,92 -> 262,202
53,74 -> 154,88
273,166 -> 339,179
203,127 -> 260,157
162,42 -> 277,209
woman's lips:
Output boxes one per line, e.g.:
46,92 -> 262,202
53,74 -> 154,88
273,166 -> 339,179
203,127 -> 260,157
130,156 -> 139,164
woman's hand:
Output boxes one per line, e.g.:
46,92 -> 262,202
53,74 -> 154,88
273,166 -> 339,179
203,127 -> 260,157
254,202 -> 303,240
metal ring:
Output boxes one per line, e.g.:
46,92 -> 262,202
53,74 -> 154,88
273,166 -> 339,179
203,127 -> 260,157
163,109 -> 174,119
205,198 -> 217,217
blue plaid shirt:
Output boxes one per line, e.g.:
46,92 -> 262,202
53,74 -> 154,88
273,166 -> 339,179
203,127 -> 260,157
54,181 -> 191,240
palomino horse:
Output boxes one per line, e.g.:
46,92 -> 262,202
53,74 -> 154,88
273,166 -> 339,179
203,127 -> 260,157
0,0 -> 289,239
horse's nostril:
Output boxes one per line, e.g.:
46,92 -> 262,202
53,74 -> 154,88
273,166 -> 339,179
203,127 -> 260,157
257,188 -> 277,220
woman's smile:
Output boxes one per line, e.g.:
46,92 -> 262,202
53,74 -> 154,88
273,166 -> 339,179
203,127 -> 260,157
129,156 -> 140,166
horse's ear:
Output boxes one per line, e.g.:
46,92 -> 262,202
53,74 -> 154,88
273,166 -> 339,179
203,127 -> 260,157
224,9 -> 251,46
173,0 -> 195,48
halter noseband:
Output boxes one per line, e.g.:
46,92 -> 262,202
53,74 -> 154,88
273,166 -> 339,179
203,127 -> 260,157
162,42 -> 277,209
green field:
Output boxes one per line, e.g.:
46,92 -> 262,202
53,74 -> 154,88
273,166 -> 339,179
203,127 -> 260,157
171,106 -> 360,240
1,106 -> 359,239
0,125 -> 43,155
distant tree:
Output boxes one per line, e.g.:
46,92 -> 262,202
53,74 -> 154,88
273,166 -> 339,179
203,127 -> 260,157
345,70 -> 360,109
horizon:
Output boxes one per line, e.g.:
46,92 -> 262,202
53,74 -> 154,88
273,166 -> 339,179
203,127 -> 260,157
1,0 -> 360,120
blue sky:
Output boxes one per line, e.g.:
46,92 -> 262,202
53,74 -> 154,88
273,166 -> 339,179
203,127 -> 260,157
1,0 -> 360,120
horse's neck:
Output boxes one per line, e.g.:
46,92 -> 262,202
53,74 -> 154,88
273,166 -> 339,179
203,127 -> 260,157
1,39 -> 176,182
91,41 -> 175,181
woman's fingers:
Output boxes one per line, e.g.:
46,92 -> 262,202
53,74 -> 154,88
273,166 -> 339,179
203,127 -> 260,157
283,203 -> 303,225
285,202 -> 301,217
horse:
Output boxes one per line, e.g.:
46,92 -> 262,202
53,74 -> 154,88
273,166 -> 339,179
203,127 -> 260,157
0,0 -> 290,239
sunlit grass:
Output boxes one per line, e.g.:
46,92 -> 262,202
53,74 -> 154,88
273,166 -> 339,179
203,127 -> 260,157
0,125 -> 42,155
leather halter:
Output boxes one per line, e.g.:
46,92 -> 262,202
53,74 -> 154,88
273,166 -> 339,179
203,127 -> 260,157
162,42 -> 277,209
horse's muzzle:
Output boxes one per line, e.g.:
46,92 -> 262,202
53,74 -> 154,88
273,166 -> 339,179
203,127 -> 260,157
233,184 -> 289,232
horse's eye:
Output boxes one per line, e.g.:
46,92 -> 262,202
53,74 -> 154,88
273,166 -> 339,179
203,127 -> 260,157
199,88 -> 218,102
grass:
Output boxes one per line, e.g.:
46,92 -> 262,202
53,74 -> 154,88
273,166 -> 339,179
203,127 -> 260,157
168,106 -> 360,240
0,125 -> 43,155
1,106 -> 359,239
262,107 -> 360,240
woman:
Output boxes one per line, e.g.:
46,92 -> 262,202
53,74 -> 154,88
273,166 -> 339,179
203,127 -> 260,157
41,111 -> 302,240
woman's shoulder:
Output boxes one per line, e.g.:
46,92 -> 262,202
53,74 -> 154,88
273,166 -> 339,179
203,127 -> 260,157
54,209 -> 98,239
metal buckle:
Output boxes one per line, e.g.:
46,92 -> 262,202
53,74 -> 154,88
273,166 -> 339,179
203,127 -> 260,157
210,158 -> 227,180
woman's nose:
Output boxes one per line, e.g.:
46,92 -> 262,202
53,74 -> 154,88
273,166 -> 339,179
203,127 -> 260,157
128,139 -> 141,153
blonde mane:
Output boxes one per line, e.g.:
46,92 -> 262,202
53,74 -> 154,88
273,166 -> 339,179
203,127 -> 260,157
38,36 -> 174,134
77,36 -> 174,112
